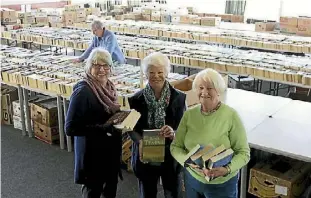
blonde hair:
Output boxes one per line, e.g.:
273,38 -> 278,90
193,68 -> 227,102
141,52 -> 171,77
85,48 -> 113,73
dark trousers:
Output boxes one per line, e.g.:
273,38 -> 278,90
81,180 -> 118,198
184,169 -> 238,198
138,165 -> 183,198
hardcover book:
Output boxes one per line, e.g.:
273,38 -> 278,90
202,144 -> 226,168
110,110 -> 141,131
141,129 -> 165,163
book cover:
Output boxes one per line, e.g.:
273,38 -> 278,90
205,148 -> 234,182
202,144 -> 226,168
142,129 -> 165,163
183,144 -> 201,165
111,110 -> 141,131
190,144 -> 214,167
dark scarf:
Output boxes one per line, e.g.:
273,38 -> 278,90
143,81 -> 171,128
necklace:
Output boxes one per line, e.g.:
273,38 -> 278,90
201,102 -> 222,116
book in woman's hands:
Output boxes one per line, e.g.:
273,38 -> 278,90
109,110 -> 141,131
141,129 -> 165,163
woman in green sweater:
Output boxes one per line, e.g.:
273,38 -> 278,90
170,68 -> 250,198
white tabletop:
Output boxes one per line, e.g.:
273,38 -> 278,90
272,100 -> 311,125
226,88 -> 292,116
248,117 -> 311,162
234,109 -> 267,133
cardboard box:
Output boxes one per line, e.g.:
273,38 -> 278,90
192,17 -> 201,25
16,12 -> 32,19
142,9 -> 152,15
231,15 -> 244,23
161,15 -> 171,23
216,14 -> 232,22
297,25 -> 311,36
255,22 -> 276,32
12,95 -> 51,116
249,158 -> 311,198
35,12 -> 47,17
75,8 -> 86,18
280,17 -> 298,27
170,78 -> 199,107
64,4 -> 80,11
22,16 -> 35,24
280,25 -> 298,34
180,15 -> 191,24
13,115 -> 32,131
48,16 -> 64,23
152,10 -> 161,16
30,98 -> 58,127
115,15 -> 124,21
201,17 -> 221,27
63,11 -> 77,20
35,17 -> 48,24
91,8 -> 100,16
142,14 -> 151,21
33,121 -> 59,144
151,15 -> 161,22
298,17 -> 311,28
1,85 -> 18,125
1,8 -> 17,23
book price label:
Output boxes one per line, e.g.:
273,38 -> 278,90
275,185 -> 287,196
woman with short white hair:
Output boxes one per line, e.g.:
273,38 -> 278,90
66,48 -> 122,198
128,52 -> 186,198
170,68 -> 250,198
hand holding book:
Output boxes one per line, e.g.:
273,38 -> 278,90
202,167 -> 229,180
159,125 -> 175,140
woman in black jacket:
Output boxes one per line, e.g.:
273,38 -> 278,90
128,52 -> 187,198
65,48 -> 122,198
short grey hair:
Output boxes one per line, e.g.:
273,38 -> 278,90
85,47 -> 113,73
141,52 -> 171,77
91,20 -> 104,30
193,68 -> 227,102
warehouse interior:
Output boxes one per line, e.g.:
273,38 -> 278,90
1,0 -> 311,198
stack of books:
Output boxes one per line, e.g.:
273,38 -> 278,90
184,144 -> 234,181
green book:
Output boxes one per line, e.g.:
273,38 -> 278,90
141,129 -> 165,163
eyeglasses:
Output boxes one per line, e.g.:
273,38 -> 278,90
92,63 -> 110,70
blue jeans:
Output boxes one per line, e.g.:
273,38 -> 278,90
184,169 -> 238,198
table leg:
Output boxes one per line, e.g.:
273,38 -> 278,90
240,165 -> 247,198
23,88 -> 33,137
63,98 -> 72,152
17,85 -> 26,136
57,95 -> 65,150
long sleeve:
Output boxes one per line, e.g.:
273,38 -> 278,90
65,84 -> 113,136
170,111 -> 189,167
79,37 -> 95,61
105,35 -> 116,54
227,110 -> 250,173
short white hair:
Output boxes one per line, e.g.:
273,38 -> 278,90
91,20 -> 104,30
141,52 -> 171,77
85,48 -> 113,73
193,68 -> 227,102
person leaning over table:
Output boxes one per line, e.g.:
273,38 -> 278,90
127,52 -> 187,198
73,20 -> 126,64
170,68 -> 250,198
65,48 -> 123,198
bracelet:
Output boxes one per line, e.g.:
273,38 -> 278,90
225,165 -> 231,176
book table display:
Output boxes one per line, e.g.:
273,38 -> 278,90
2,27 -> 311,89
72,20 -> 311,54
0,45 -> 187,153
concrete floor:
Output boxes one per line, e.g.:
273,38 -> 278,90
1,125 -> 166,198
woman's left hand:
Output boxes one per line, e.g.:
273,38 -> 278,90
160,125 -> 175,140
203,167 -> 228,179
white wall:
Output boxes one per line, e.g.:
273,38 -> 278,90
1,0 -> 64,5
167,0 -> 226,14
281,0 -> 311,17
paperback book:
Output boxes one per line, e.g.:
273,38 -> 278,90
110,110 -> 141,131
141,129 -> 165,163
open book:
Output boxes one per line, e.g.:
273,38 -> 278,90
141,129 -> 165,163
110,110 -> 141,131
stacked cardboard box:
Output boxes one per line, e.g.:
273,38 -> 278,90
12,95 -> 49,131
255,22 -> 277,32
30,98 -> 59,144
63,5 -> 85,26
249,157 -> 311,198
1,8 -> 17,24
280,16 -> 298,34
200,17 -> 221,27
151,10 -> 161,22
297,17 -> 311,37
85,8 -> 100,17
1,85 -> 18,125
